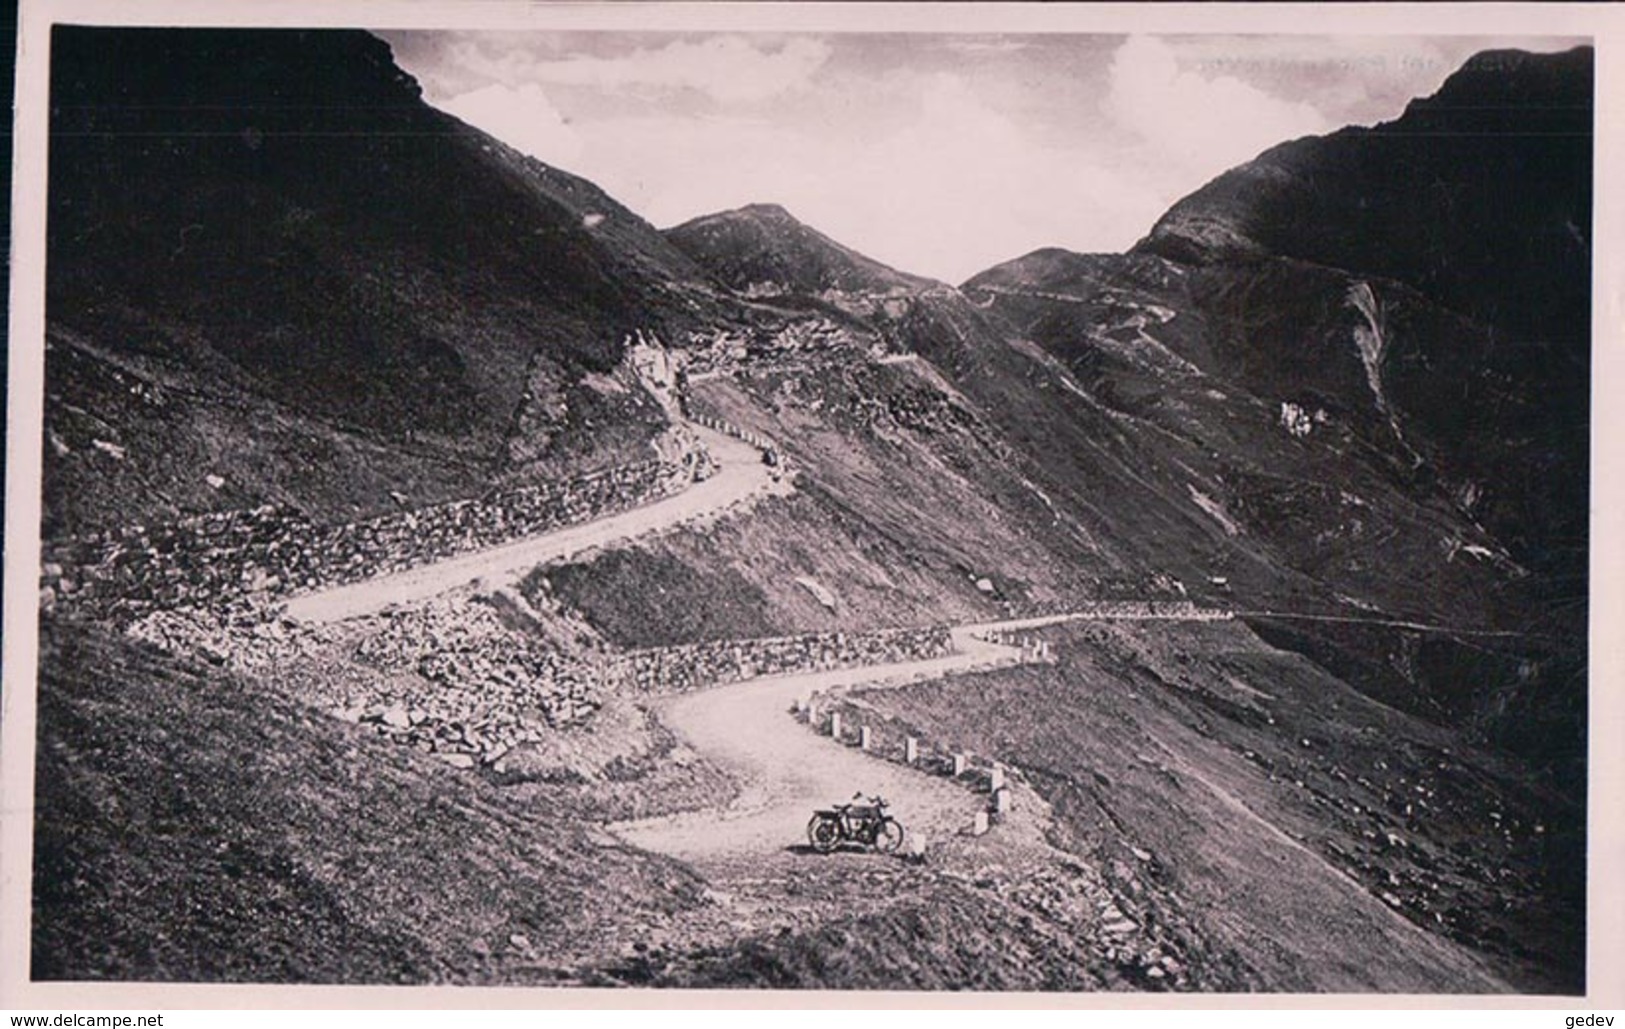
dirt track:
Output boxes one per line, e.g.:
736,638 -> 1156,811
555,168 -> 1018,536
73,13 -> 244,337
285,426 -> 783,623
610,628 -> 1032,862
610,611 -> 1236,866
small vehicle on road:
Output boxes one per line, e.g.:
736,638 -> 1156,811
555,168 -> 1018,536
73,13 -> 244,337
808,793 -> 905,854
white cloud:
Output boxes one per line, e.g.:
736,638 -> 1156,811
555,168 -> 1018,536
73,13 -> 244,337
437,82 -> 585,167
551,69 -> 1173,283
528,36 -> 832,105
1105,35 -> 1334,179
404,32 -> 1494,282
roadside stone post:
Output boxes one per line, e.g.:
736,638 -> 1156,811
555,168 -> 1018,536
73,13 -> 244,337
990,764 -> 1006,792
993,787 -> 1012,815
829,712 -> 842,740
971,812 -> 989,836
906,833 -> 927,863
904,736 -> 919,764
859,726 -> 872,750
951,753 -> 967,776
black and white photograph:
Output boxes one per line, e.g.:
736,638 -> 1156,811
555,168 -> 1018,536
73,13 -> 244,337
2,0 -> 1616,1005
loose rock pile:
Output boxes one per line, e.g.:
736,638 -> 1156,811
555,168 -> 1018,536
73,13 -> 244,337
125,592 -> 605,766
683,316 -> 868,379
993,861 -> 1192,989
347,597 -> 602,748
124,604 -> 338,677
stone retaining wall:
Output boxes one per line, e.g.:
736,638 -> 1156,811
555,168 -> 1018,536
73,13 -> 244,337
608,625 -> 953,695
42,453 -> 703,621
1011,600 -> 1233,622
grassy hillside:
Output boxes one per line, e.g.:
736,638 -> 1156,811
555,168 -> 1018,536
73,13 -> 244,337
45,27 -> 724,536
833,620 -> 1582,993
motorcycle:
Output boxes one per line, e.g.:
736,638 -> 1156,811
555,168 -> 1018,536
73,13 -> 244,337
807,793 -> 905,854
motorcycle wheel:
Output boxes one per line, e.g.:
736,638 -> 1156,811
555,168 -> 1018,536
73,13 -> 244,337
875,818 -> 905,854
808,814 -> 841,853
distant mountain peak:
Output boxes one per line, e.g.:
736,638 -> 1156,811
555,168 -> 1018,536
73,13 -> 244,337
665,203 -> 936,298
736,202 -> 797,220
1134,45 -> 1592,313
1411,45 -> 1592,112
673,202 -> 807,234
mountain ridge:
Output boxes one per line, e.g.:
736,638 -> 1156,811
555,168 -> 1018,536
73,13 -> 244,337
44,27 -> 735,537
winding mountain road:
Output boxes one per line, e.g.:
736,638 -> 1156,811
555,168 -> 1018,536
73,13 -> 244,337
271,410 -> 1228,867
610,626 -> 1023,862
607,609 -> 1229,864
285,425 -> 783,623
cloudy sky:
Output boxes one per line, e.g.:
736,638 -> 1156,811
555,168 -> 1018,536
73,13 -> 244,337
381,31 -> 1587,283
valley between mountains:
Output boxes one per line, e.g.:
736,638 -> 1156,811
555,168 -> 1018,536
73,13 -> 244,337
28,28 -> 1590,993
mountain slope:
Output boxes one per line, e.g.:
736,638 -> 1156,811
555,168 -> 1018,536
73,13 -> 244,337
1131,46 -> 1592,582
957,48 -> 1591,773
1137,47 -> 1591,347
32,621 -> 708,983
46,27 -> 724,536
